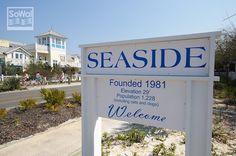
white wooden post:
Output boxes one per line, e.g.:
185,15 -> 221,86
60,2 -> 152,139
186,81 -> 211,156
81,48 -> 101,156
1,74 -> 3,81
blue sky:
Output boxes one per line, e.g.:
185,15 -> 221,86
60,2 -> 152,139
0,0 -> 236,54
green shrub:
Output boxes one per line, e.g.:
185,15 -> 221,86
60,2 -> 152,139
45,103 -> 60,112
0,108 -> 7,119
72,92 -> 81,102
126,129 -> 145,143
153,143 -> 166,156
64,103 -> 76,108
152,143 -> 176,156
214,82 -> 226,90
0,77 -> 20,92
19,99 -> 37,110
40,88 -> 65,111
115,133 -> 127,141
102,132 -> 113,148
212,121 -> 229,144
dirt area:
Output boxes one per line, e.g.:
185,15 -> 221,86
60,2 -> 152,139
0,100 -> 81,145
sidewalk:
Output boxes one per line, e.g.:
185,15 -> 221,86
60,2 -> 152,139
26,82 -> 81,91
0,118 -> 128,156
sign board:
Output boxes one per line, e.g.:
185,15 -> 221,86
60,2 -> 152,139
97,78 -> 186,131
80,32 -> 220,156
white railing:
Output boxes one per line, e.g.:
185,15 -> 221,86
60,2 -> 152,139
36,44 -> 49,52
24,44 -> 49,52
0,74 -> 22,82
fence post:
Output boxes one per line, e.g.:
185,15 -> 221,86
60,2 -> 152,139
1,74 -> 3,81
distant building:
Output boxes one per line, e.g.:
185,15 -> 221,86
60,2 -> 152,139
0,29 -> 81,72
66,54 -> 81,69
0,39 -> 32,69
24,29 -> 67,67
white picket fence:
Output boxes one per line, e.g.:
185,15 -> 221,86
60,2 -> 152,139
0,74 -> 22,82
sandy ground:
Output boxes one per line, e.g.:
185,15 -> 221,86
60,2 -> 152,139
102,118 -> 236,156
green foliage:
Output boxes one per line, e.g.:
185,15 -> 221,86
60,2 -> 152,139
13,116 -> 20,126
40,88 -> 65,111
41,88 -> 65,105
45,103 -> 60,112
115,133 -> 127,141
155,135 -> 167,142
152,143 -> 176,156
62,66 -> 79,77
64,103 -> 76,108
0,108 -> 7,119
179,134 -> 186,145
72,92 -> 81,102
0,77 -> 20,92
1,64 -> 23,75
215,86 -> 236,106
101,150 -> 110,156
212,143 -> 218,156
212,120 -> 229,144
102,132 -> 113,149
215,26 -> 236,73
26,62 -> 55,80
126,129 -> 145,144
19,99 -> 37,110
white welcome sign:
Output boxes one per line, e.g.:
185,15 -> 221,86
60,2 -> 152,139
80,32 -> 220,156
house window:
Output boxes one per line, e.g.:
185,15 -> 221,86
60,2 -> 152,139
42,37 -> 47,45
60,56 -> 65,62
38,38 -> 41,45
53,60 -> 57,67
47,37 -> 50,45
229,63 -> 235,72
20,54 -> 23,59
56,38 -> 61,45
15,53 -> 19,59
45,57 -> 47,61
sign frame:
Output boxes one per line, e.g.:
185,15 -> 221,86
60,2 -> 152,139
80,31 -> 221,156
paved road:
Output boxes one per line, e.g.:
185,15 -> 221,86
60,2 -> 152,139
0,84 -> 81,109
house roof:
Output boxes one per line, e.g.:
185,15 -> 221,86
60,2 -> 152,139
0,46 -> 32,56
0,46 -> 12,54
35,30 -> 67,39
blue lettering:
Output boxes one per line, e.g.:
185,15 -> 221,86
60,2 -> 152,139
133,109 -> 142,118
114,51 -> 131,68
138,113 -> 144,118
160,48 -> 181,68
101,52 -> 113,68
107,104 -> 166,122
185,47 -> 206,68
126,112 -> 132,118
151,49 -> 157,68
87,52 -> 98,68
132,50 -> 148,68
108,104 -> 127,117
